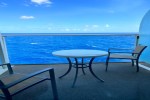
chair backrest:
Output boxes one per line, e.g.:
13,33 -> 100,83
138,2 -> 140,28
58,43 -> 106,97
133,45 -> 147,59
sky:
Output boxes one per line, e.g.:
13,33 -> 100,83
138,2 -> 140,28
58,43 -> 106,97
0,0 -> 150,33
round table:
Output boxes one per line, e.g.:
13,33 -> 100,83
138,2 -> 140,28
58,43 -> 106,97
52,49 -> 108,87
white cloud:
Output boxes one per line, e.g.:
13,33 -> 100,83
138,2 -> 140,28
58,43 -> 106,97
92,25 -> 99,28
20,16 -> 35,19
24,3 -> 30,7
105,24 -> 110,28
72,28 -> 80,31
64,28 -> 70,32
31,0 -> 52,5
85,25 -> 89,27
83,28 -> 89,32
0,2 -> 8,7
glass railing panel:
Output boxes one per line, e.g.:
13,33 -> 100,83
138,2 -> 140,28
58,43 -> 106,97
4,34 -> 136,64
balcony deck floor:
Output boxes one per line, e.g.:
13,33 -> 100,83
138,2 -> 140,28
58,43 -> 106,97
0,62 -> 150,100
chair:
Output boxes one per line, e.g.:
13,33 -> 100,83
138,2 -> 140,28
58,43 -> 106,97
0,63 -> 58,100
106,45 -> 147,72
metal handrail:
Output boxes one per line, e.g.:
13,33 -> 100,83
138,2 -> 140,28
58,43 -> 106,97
1,33 -> 139,36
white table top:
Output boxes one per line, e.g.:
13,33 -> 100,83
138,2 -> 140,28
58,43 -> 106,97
52,49 -> 108,58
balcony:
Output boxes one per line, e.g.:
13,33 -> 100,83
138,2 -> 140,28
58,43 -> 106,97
0,33 -> 150,100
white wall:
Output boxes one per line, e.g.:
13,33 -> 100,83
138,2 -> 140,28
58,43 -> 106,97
139,10 -> 150,63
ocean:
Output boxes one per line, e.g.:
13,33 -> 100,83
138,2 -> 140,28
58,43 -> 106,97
5,35 -> 136,64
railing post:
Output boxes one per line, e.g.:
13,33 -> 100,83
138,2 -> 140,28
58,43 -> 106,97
0,33 -> 10,68
135,34 -> 139,46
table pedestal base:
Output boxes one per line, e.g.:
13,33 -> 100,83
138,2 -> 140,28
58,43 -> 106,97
59,57 -> 104,88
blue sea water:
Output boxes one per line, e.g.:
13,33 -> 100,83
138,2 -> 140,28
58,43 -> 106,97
5,35 -> 136,64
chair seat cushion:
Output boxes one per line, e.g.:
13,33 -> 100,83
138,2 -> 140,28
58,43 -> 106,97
0,73 -> 48,95
109,54 -> 136,59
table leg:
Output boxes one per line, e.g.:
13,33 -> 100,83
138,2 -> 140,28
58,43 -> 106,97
59,58 -> 72,78
72,58 -> 79,88
81,58 -> 86,75
89,58 -> 104,82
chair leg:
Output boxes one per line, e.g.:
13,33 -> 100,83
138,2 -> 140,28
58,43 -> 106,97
5,96 -> 12,100
7,63 -> 14,74
105,57 -> 109,72
0,81 -> 12,100
49,69 -> 59,100
136,60 -> 139,72
131,60 -> 134,66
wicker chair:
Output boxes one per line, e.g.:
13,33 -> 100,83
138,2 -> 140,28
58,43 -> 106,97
106,45 -> 147,72
0,63 -> 58,100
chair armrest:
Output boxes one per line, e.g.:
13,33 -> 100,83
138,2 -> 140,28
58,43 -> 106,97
5,68 -> 53,89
